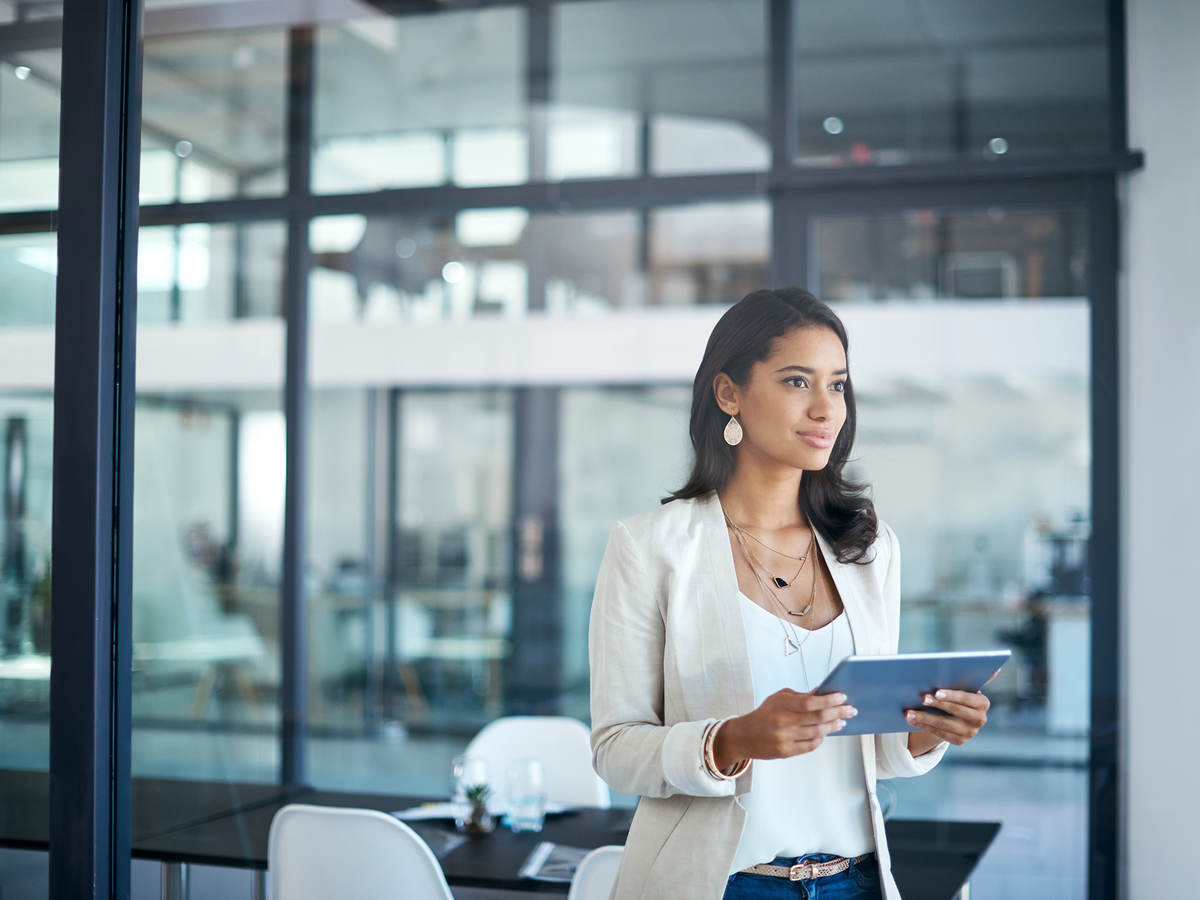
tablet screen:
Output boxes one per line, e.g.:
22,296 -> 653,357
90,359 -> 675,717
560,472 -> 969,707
815,650 -> 1011,735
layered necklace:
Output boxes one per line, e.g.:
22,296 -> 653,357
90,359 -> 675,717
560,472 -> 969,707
724,513 -> 816,616
725,511 -> 835,677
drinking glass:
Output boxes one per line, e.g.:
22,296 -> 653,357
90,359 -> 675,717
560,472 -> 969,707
505,758 -> 546,832
451,755 -> 490,831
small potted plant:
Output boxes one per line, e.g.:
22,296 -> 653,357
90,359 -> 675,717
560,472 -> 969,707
464,783 -> 495,835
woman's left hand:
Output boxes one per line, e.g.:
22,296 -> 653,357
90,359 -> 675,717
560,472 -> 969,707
905,689 -> 990,748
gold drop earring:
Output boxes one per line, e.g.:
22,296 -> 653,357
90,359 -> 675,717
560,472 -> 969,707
723,414 -> 743,446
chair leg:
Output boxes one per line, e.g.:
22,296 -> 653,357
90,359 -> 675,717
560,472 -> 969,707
161,862 -> 190,900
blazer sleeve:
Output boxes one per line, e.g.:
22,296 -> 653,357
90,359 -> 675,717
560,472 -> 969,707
588,521 -> 741,799
874,521 -> 950,780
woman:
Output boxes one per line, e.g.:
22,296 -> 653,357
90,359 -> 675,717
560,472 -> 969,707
588,287 -> 991,899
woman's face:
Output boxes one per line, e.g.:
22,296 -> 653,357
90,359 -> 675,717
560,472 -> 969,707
715,325 -> 849,471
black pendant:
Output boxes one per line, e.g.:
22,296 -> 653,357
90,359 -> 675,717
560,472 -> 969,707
773,576 -> 789,588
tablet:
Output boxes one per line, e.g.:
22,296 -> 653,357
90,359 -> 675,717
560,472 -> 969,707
814,650 -> 1011,736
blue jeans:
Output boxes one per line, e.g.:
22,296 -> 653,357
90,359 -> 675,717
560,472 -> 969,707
723,853 -> 883,900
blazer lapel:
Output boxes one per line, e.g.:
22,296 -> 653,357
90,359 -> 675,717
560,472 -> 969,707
697,491 -> 757,717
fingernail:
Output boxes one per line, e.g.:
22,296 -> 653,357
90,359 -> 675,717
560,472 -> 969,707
836,693 -> 847,704
923,694 -> 933,705
936,690 -> 947,699
848,707 -> 858,717
906,712 -> 917,722
835,719 -> 846,730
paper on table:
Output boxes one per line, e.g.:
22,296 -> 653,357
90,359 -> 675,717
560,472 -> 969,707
518,841 -> 591,882
392,801 -> 572,821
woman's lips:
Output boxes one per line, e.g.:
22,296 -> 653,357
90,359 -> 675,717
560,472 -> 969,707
799,431 -> 834,448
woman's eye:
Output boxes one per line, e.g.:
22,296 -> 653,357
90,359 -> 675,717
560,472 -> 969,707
833,381 -> 847,392
786,377 -> 808,388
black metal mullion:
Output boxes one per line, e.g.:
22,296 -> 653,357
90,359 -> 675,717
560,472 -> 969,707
280,24 -> 314,787
49,0 -> 142,897
1085,172 -> 1120,900
382,388 -> 400,722
1107,0 -> 1129,154
768,0 -> 795,171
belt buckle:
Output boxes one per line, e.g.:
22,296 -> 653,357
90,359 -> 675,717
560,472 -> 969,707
788,863 -> 809,882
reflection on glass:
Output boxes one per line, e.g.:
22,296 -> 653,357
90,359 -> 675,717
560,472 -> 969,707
306,388 -> 374,731
387,390 -> 513,732
133,213 -> 284,776
551,0 -> 768,179
140,30 -> 287,203
313,8 -> 527,193
558,387 -> 691,718
815,208 -> 1087,302
309,211 -> 528,322
0,233 -> 57,326
648,200 -> 770,305
0,53 -> 61,212
814,203 -> 1091,896
792,0 -> 1110,166
138,222 -> 285,322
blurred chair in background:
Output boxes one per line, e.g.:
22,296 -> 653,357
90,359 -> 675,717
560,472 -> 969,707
464,715 -> 610,808
267,803 -> 453,900
566,845 -> 624,900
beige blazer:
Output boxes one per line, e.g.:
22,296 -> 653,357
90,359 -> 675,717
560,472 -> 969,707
588,490 -> 947,900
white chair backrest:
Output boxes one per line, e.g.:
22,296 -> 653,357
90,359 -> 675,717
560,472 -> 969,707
464,715 -> 610,809
566,845 -> 624,900
268,803 -> 453,900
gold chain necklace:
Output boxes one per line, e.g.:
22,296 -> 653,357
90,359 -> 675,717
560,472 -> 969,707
725,515 -> 814,588
735,537 -> 836,673
727,516 -> 816,617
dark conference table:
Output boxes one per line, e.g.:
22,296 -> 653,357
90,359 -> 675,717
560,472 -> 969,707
0,770 -> 999,899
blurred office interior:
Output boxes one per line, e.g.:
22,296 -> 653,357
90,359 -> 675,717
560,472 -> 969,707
0,0 -> 1180,897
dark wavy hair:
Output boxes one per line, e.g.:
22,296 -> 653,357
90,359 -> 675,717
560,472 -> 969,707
662,286 -> 879,564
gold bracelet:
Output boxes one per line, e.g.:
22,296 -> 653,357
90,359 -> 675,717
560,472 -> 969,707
703,716 -> 750,780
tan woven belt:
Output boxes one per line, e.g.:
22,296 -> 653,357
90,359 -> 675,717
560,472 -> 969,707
740,852 -> 874,881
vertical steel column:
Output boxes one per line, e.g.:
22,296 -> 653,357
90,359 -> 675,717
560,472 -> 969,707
280,25 -> 314,787
382,389 -> 400,720
767,0 -> 805,289
503,387 -> 562,714
49,0 -> 142,897
1086,173 -> 1120,900
767,0 -> 795,171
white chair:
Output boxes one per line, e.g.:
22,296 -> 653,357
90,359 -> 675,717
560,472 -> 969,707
566,845 -> 624,900
464,715 -> 610,809
267,803 -> 453,900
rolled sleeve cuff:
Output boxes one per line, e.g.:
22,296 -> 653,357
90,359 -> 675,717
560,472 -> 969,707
661,718 -> 740,797
878,732 -> 949,778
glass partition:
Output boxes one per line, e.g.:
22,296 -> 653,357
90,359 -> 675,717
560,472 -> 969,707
551,0 -> 768,178
313,7 -> 528,194
0,7 -> 60,895
813,203 -> 1092,897
792,0 -> 1111,167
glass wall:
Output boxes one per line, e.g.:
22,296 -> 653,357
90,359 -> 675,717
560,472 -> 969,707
0,1 -> 1122,895
130,17 -> 291,787
813,203 -> 1092,897
550,0 -> 768,178
313,8 -> 528,194
792,0 -> 1111,166
0,7 -> 59,895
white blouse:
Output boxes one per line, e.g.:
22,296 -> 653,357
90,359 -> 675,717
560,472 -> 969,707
728,592 -> 875,875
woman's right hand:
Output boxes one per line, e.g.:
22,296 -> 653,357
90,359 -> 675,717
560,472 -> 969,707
714,689 -> 858,769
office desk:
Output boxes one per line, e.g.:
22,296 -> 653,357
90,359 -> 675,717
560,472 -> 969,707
0,770 -> 999,900
136,787 -> 999,900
